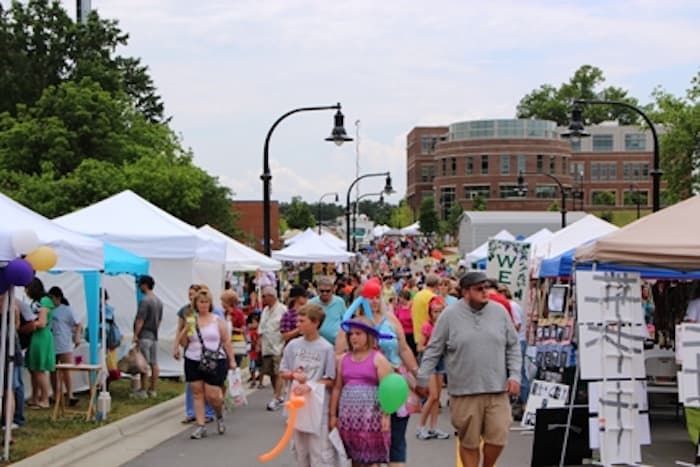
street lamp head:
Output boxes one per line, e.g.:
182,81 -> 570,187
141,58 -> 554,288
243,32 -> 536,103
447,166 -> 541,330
379,194 -> 384,205
560,103 -> 590,144
334,192 -> 339,202
383,174 -> 394,194
325,106 -> 354,146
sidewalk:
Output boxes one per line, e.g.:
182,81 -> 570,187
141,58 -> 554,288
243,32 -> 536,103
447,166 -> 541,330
11,394 -> 187,467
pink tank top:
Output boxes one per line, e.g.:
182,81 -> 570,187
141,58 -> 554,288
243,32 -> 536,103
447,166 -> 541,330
342,350 -> 379,386
185,317 -> 224,360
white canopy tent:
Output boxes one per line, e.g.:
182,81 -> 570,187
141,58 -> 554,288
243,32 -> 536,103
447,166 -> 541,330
465,229 -> 515,264
198,225 -> 281,272
320,231 -> 346,250
537,214 -> 618,260
523,228 -> 554,256
273,229 -> 354,263
0,193 -> 103,268
54,190 -> 226,376
400,222 -> 421,236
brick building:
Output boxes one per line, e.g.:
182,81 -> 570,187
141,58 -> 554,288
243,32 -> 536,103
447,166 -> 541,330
231,200 -> 280,253
406,119 -> 658,218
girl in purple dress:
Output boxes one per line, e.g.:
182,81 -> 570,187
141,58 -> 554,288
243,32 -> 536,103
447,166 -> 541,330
330,318 -> 392,466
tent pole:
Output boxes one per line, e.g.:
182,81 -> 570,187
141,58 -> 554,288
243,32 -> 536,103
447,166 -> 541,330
1,290 -> 13,461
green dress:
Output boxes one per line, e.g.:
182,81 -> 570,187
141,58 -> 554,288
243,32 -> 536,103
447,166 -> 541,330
26,297 -> 57,372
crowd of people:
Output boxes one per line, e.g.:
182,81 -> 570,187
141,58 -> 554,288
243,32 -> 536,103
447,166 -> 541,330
0,234 -> 527,467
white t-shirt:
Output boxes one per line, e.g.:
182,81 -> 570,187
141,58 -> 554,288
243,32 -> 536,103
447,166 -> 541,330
259,301 -> 286,356
510,300 -> 526,342
685,298 -> 700,322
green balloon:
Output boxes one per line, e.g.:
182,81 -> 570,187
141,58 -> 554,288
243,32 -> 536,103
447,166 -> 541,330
377,373 -> 409,414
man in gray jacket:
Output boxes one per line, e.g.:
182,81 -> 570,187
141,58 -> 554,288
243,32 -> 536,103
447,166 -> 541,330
416,271 -> 521,467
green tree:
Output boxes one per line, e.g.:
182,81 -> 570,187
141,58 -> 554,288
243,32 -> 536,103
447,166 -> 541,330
547,200 -> 560,212
389,198 -> 414,228
418,196 -> 439,235
472,194 -> 487,211
649,71 -> 700,203
0,0 -> 165,122
358,199 -> 393,226
445,202 -> 463,235
517,65 -> 640,125
284,196 -> 317,230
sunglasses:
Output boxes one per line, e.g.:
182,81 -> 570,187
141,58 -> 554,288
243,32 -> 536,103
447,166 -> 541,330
319,289 -> 333,293
470,285 -> 488,292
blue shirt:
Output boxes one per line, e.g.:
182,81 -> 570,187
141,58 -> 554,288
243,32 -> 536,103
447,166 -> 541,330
51,304 -> 77,354
310,295 -> 346,345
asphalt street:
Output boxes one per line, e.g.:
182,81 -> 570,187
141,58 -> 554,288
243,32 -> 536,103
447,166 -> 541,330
122,389 -> 694,467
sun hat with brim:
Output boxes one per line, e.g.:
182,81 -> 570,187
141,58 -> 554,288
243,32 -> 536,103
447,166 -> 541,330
341,319 -> 394,340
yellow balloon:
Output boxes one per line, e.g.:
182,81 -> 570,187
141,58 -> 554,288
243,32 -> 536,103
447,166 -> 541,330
26,246 -> 58,271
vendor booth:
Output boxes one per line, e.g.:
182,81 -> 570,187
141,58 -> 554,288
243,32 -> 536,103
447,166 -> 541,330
54,190 -> 226,376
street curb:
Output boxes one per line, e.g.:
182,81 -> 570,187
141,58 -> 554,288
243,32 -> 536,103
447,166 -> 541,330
11,393 -> 185,467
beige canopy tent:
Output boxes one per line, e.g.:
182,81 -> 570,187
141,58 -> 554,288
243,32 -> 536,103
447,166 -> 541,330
575,195 -> 700,271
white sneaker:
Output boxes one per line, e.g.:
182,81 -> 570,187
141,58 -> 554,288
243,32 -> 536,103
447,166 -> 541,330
216,416 -> 226,435
266,398 -> 283,411
416,427 -> 435,440
430,428 -> 450,439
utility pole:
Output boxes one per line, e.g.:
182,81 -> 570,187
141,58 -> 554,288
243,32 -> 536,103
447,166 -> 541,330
77,0 -> 91,24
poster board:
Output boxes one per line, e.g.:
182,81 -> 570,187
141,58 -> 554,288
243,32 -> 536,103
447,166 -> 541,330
521,379 -> 570,428
486,239 -> 531,313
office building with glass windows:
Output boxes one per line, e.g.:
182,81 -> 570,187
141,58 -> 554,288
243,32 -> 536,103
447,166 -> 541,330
406,118 -> 657,218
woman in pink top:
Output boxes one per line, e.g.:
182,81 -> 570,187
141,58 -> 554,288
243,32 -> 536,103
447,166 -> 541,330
177,289 -> 236,439
394,290 -> 416,356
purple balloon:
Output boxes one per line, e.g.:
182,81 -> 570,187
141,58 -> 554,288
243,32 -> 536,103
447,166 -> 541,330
0,269 -> 9,294
5,258 -> 34,287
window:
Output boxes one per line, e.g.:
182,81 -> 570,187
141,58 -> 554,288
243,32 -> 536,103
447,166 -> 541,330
499,184 -> 521,198
535,185 -> 557,199
481,155 -> 489,175
591,162 -> 616,181
450,157 -> 457,176
592,134 -> 614,152
500,154 -> 510,175
419,165 -> 435,182
465,156 -> 474,175
570,162 -> 584,180
440,186 -> 456,220
591,191 -> 616,206
469,120 -> 495,138
624,133 -> 646,151
463,185 -> 490,199
549,156 -> 556,174
623,162 -> 650,181
570,140 -> 581,152
536,155 -> 544,174
562,157 -> 567,175
420,136 -> 438,154
441,158 -> 447,176
517,154 -> 526,174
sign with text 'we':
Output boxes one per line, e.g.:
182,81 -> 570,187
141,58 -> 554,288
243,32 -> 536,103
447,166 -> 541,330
486,239 -> 531,313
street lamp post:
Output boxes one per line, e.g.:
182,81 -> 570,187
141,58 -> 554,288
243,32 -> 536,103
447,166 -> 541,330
517,170 -> 568,228
345,173 -> 393,251
630,184 -> 641,219
562,99 -> 662,212
262,103 -> 352,256
352,192 -> 385,251
317,192 -> 339,234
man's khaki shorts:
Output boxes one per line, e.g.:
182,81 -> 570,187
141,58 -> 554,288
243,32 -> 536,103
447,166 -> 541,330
450,393 -> 512,449
261,354 -> 281,377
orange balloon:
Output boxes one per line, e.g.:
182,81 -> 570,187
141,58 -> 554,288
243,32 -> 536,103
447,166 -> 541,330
258,396 -> 306,462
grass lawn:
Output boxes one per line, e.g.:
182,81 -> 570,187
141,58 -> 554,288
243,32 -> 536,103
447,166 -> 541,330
4,377 -> 184,465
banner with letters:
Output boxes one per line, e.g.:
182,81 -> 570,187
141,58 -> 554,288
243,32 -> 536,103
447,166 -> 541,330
486,239 -> 530,313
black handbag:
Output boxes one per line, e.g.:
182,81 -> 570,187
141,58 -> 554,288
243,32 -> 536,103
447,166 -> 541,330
195,318 -> 222,374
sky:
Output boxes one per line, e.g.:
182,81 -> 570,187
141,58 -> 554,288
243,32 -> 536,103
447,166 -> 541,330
51,0 -> 700,203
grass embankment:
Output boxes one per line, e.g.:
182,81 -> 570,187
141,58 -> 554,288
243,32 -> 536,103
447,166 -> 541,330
4,377 -> 184,464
